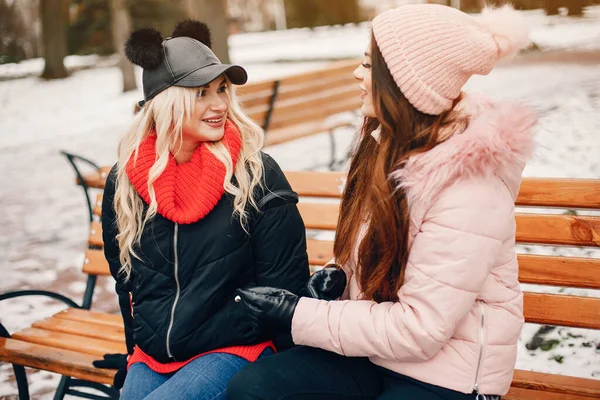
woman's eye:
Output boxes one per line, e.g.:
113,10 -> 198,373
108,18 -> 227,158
196,90 -> 206,98
362,62 -> 371,69
218,85 -> 228,93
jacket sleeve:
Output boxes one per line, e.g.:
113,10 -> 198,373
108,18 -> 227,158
102,165 -> 135,355
252,154 -> 310,294
251,154 -> 310,349
291,178 -> 509,362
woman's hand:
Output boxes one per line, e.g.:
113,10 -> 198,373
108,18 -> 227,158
235,287 -> 299,333
93,353 -> 128,389
306,266 -> 347,300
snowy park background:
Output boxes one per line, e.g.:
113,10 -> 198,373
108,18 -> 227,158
1,6 -> 600,399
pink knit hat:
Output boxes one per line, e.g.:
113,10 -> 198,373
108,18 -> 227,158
372,4 -> 530,115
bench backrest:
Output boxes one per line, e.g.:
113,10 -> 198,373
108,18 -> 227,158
85,172 -> 600,331
236,59 -> 360,145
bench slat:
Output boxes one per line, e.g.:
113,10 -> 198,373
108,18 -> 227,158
241,74 -> 356,111
276,75 -> 356,103
249,83 -> 357,118
268,59 -> 358,88
516,214 -> 600,247
517,178 -> 600,210
518,254 -> 600,289
93,193 -> 103,215
88,221 -> 103,247
33,317 -> 124,342
507,386 -> 598,400
287,171 -> 345,197
269,95 -> 360,131
511,369 -> 600,398
82,249 -> 111,276
12,328 -> 126,356
0,337 -> 114,385
523,292 -> 600,329
305,240 -> 600,290
76,167 -> 110,190
285,173 -> 600,209
265,119 -> 352,147
298,203 -> 339,230
298,203 -> 600,247
307,239 -> 334,265
239,94 -> 273,111
53,308 -> 122,328
235,80 -> 277,97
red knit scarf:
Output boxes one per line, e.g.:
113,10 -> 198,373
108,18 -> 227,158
126,120 -> 242,224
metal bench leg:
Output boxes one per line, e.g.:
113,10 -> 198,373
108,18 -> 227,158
13,364 -> 29,400
13,363 -> 30,400
68,379 -> 120,399
81,275 -> 97,310
53,376 -> 71,400
8,364 -> 29,400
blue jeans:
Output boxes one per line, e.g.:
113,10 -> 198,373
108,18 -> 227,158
121,348 -> 274,400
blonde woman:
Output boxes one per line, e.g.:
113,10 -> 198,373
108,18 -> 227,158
93,21 -> 309,400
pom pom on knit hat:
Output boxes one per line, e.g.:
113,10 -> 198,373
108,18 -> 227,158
477,4 -> 531,60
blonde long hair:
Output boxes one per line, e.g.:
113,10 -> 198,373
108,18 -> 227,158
114,84 -> 264,281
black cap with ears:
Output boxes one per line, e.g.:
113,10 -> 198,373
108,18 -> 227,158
125,20 -> 247,103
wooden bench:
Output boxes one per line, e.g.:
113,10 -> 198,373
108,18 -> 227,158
2,172 -> 599,400
237,58 -> 360,153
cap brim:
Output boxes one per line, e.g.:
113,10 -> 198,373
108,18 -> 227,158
175,64 -> 248,88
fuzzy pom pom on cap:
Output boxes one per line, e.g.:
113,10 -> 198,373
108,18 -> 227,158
172,20 -> 212,48
125,28 -> 164,70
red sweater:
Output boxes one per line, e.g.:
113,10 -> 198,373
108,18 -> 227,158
128,341 -> 275,373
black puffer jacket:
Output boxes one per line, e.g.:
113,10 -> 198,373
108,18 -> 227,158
102,153 -> 309,363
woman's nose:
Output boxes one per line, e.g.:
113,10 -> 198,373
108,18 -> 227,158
210,97 -> 227,112
353,65 -> 363,81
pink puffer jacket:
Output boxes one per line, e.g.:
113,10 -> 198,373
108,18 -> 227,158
291,96 -> 537,396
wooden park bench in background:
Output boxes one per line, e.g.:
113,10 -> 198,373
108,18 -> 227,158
1,170 -> 599,399
237,58 -> 360,154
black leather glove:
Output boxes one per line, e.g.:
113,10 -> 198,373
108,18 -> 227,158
236,287 -> 299,333
93,353 -> 128,389
307,266 -> 347,300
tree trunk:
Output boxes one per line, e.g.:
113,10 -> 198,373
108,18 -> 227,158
108,0 -> 137,92
568,0 -> 585,16
40,0 -> 68,79
185,0 -> 231,63
284,0 -> 361,28
545,0 -> 561,15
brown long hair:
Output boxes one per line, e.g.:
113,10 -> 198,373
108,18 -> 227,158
333,34 -> 467,302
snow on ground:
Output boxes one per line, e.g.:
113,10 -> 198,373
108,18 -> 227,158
0,9 -> 599,400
